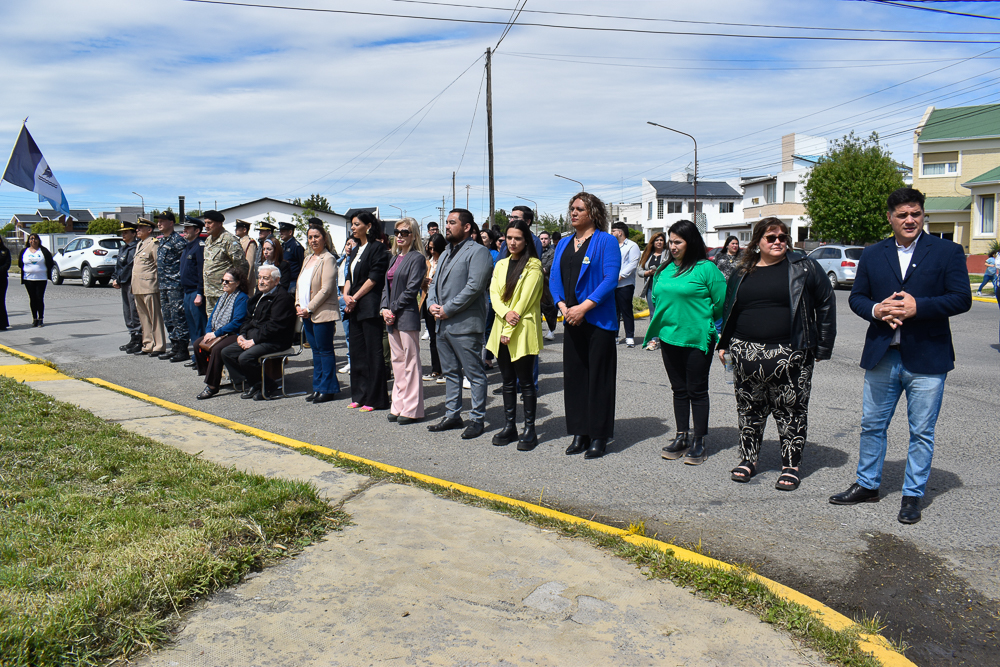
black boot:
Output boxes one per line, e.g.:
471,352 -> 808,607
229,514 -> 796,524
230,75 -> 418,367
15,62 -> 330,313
517,382 -> 538,451
123,333 -> 142,354
492,384 -> 518,446
170,342 -> 189,362
683,436 -> 707,465
159,342 -> 178,360
661,431 -> 690,460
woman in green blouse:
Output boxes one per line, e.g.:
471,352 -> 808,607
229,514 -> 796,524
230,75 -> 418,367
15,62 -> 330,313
643,220 -> 726,465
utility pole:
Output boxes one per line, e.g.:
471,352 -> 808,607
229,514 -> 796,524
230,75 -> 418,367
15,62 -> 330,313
485,47 -> 495,228
441,196 -> 446,226
466,185 -> 470,209
452,171 -> 456,210
178,196 -> 185,222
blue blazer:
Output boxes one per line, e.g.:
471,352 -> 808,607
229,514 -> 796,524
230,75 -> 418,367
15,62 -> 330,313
848,233 -> 971,374
205,291 -> 249,338
549,230 -> 622,331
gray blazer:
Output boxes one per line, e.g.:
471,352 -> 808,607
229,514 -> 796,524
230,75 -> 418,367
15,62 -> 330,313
380,250 -> 427,332
427,237 -> 493,335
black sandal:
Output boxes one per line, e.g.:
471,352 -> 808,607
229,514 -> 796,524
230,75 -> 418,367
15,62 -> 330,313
730,461 -> 756,483
775,468 -> 801,491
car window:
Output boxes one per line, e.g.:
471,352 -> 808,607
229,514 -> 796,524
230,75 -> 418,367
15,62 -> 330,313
829,248 -> 842,259
808,249 -> 823,259
81,239 -> 93,249
99,239 -> 123,250
845,248 -> 863,260
63,240 -> 79,252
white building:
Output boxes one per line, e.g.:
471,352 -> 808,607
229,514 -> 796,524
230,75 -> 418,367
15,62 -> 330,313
609,202 -> 643,229
217,197 -> 350,251
640,174 -> 743,248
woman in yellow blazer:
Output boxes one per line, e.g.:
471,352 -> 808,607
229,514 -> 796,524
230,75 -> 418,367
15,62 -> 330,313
486,220 -> 544,450
295,222 -> 341,403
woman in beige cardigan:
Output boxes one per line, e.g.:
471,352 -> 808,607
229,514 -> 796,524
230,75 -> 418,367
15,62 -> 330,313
295,222 -> 341,403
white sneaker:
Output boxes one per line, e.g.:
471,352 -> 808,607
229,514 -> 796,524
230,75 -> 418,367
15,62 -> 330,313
421,330 -> 430,340
626,338 -> 635,348
543,329 -> 555,341
437,376 -> 446,384
338,363 -> 351,374
977,291 -> 982,297
463,377 -> 471,390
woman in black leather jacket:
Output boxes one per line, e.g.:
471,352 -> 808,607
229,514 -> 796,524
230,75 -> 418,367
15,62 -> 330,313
716,217 -> 835,491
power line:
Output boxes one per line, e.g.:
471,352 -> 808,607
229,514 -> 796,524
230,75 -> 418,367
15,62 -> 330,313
494,0 -> 528,51
455,66 -> 486,178
501,52 -> 961,71
856,0 -> 1000,21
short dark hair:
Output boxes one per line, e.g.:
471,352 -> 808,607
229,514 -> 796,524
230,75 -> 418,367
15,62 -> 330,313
887,187 -> 925,213
552,231 -> 562,242
511,205 -> 534,224
448,208 -> 482,243
426,232 -> 447,255
427,221 -> 439,230
611,221 -> 630,235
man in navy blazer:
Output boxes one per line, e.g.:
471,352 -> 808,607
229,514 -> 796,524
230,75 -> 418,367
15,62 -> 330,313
830,187 -> 971,524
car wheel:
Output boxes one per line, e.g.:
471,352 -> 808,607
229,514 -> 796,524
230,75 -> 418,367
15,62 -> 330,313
50,265 -> 63,285
81,264 -> 95,288
827,272 -> 839,290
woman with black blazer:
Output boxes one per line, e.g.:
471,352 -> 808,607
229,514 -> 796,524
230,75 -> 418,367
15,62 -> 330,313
344,211 -> 390,411
381,218 -> 428,424
0,236 -> 11,330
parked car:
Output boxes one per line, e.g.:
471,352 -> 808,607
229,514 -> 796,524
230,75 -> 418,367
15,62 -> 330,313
806,244 -> 865,289
50,235 -> 124,287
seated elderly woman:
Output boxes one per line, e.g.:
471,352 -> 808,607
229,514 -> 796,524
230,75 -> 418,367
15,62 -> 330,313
220,264 -> 298,400
195,268 -> 250,399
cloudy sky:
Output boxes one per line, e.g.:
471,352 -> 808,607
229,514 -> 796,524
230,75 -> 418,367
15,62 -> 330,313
1,0 -> 999,224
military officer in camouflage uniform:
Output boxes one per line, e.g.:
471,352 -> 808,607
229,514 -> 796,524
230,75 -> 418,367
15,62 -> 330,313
155,211 -> 189,362
278,221 -> 304,293
202,210 -> 249,313
111,220 -> 142,353
255,219 -> 276,270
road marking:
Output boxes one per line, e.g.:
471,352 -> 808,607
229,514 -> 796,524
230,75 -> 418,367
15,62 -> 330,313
0,363 -> 70,382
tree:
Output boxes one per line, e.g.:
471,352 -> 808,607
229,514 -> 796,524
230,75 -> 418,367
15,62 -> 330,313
802,131 -> 905,245
292,194 -> 332,213
87,218 -> 121,235
32,220 -> 68,234
0,222 -> 14,236
537,212 -> 567,234
492,209 -> 508,231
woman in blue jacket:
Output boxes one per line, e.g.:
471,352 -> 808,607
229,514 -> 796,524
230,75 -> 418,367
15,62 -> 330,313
550,192 -> 622,459
194,268 -> 250,399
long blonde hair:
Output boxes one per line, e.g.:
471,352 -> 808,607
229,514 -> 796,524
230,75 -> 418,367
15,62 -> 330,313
391,217 -> 424,256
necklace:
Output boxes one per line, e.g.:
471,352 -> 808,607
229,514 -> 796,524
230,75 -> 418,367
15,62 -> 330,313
574,232 -> 593,249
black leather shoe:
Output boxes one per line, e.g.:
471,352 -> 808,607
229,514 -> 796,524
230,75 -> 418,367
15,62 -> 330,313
131,348 -> 148,355
397,415 -> 421,425
683,436 -> 707,465
461,421 -> 485,439
252,389 -> 268,401
196,386 -> 218,400
313,393 -> 339,403
428,416 -> 464,432
305,392 -> 316,402
829,483 -> 880,505
584,438 -> 608,459
387,412 -> 398,421
184,360 -> 197,368
565,435 -> 590,455
898,496 -> 922,524
661,432 -> 690,460
241,384 -> 261,399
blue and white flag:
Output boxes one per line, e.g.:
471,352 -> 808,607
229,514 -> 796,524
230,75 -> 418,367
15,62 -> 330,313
2,125 -> 71,218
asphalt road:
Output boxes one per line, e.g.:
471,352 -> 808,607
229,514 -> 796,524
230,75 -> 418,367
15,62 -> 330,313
3,279 -> 998,666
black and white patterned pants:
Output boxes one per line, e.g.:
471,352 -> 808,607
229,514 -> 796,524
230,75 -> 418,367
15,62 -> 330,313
729,338 -> 814,468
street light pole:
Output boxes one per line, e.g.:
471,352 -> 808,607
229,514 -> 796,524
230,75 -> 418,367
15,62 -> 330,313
515,195 -> 537,220
647,122 -> 698,227
388,205 -> 403,220
131,191 -> 144,217
554,174 -> 584,193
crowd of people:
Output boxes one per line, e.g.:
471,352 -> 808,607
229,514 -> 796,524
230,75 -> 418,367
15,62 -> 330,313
0,187 -> 976,524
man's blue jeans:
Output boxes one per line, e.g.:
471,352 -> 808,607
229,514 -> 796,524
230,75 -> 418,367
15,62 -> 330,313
857,348 -> 946,498
183,291 -> 207,362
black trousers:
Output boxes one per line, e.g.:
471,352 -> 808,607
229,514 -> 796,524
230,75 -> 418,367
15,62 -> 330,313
421,301 -> 441,374
660,342 -> 714,437
220,340 -> 284,388
540,280 -> 558,332
349,315 -> 390,408
0,275 -> 8,329
497,346 -> 536,402
194,334 -> 238,388
614,285 -> 635,339
24,280 -> 46,321
563,321 -> 617,438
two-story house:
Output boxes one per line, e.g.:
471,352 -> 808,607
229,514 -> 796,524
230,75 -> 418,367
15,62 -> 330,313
640,174 -> 743,248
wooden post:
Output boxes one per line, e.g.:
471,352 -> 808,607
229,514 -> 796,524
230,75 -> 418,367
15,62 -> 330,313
486,47 -> 495,228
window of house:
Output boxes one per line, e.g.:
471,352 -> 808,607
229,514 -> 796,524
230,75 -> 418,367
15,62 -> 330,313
648,202 -> 653,220
657,199 -> 664,219
738,231 -> 751,243
922,151 -> 959,176
719,202 -> 734,213
783,182 -> 796,203
687,201 -> 703,213
667,201 -> 682,214
751,197 -> 760,206
981,195 -> 996,235
765,183 -> 776,204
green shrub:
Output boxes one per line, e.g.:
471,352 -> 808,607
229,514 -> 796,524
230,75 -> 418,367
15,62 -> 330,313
86,218 -> 121,235
31,220 -> 67,234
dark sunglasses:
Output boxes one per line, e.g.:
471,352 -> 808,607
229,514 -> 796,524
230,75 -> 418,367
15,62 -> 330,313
763,234 -> 789,244
221,278 -> 235,284
395,229 -> 412,237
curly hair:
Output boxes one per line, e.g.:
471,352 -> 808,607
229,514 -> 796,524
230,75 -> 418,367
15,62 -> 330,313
567,192 -> 608,232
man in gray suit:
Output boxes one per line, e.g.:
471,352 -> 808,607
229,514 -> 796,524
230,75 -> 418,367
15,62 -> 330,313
426,208 -> 494,439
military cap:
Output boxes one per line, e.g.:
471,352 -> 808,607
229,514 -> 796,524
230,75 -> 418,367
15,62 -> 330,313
136,217 -> 154,228
278,221 -> 296,232
156,211 -> 176,222
257,219 -> 277,232
234,219 -> 252,231
307,217 -> 324,226
203,210 -> 225,223
119,220 -> 139,233
183,216 -> 204,229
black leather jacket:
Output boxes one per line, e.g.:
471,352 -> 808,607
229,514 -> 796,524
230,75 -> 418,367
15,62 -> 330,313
718,252 -> 836,360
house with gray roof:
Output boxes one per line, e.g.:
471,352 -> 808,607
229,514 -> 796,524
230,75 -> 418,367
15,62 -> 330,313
640,175 -> 743,247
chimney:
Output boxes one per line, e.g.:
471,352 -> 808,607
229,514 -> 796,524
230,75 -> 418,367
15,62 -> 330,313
781,133 -> 795,172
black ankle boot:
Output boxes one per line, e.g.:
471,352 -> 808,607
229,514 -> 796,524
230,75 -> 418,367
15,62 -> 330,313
661,431 -> 690,460
492,385 -> 518,446
169,343 -> 189,362
124,334 -> 142,354
517,384 -> 538,451
683,436 -> 708,465
566,435 -> 590,455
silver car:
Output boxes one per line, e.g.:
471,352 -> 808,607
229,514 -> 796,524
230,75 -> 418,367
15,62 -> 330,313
807,244 -> 865,289
50,234 -> 123,287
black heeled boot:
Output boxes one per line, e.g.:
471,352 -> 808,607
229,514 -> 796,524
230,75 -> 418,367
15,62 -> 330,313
170,342 -> 190,362
492,384 -> 518,446
566,435 -> 590,455
517,382 -> 538,451
683,436 -> 707,465
123,333 -> 143,354
661,431 -> 690,460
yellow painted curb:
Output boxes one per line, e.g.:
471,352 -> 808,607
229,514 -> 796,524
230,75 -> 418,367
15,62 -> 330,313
0,363 -> 70,382
81,377 -> 913,667
0,343 -> 41,362
972,295 -> 997,303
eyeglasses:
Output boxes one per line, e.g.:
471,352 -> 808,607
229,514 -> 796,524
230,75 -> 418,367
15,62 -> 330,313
763,234 -> 790,244
221,279 -> 234,284
395,229 -> 411,237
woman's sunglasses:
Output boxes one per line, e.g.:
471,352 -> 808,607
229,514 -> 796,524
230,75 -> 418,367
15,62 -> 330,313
763,234 -> 789,244
395,229 -> 412,237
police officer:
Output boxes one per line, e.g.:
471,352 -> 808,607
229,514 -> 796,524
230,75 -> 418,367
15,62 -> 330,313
131,218 -> 167,356
111,220 -> 141,353
180,216 -> 207,365
279,221 -> 304,293
202,210 -> 249,312
155,211 -> 188,361
256,219 -> 277,269
235,219 -> 258,288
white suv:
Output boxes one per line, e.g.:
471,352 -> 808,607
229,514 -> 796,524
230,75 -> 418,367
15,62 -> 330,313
50,235 -> 124,287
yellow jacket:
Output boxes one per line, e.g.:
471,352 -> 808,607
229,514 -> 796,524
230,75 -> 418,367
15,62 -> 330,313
486,256 -> 543,362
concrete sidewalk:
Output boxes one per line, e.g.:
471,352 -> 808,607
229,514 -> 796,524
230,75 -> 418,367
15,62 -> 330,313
1,349 -> 909,667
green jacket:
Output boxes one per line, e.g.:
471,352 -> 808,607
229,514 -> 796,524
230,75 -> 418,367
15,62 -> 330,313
643,259 -> 726,352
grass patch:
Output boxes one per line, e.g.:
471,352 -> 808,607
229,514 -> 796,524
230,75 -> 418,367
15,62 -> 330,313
0,376 -> 346,667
